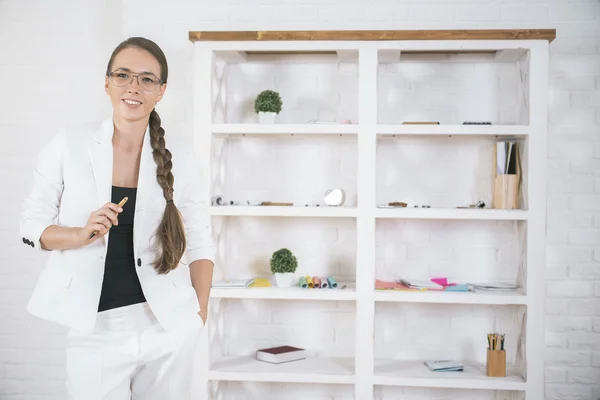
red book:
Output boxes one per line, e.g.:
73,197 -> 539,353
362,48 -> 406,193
256,345 -> 306,364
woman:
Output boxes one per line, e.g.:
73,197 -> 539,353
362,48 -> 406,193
19,37 -> 214,399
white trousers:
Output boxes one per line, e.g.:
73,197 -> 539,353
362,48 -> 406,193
65,302 -> 203,400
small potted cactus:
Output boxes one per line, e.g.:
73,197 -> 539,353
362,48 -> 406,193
254,89 -> 282,124
269,248 -> 297,287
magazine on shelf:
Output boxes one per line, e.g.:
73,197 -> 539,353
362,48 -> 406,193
467,282 -> 518,291
424,360 -> 464,372
396,279 -> 444,290
212,278 -> 255,288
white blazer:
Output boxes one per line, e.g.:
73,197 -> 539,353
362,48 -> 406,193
19,117 -> 214,333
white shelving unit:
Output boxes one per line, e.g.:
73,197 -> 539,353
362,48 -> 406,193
190,29 -> 553,400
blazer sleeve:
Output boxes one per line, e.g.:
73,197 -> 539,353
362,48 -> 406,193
19,129 -> 66,252
177,148 -> 215,266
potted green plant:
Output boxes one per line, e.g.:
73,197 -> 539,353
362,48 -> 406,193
254,89 -> 282,124
270,248 -> 298,287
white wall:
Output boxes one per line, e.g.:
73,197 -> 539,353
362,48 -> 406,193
1,0 -> 599,399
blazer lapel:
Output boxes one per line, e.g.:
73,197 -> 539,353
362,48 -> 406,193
88,118 -> 159,255
88,118 -> 114,251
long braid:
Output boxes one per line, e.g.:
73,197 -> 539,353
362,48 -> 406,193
149,109 -> 186,274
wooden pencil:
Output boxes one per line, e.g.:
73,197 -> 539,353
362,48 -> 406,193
89,197 -> 128,239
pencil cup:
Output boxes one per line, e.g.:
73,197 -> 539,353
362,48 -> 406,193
492,174 -> 519,209
486,349 -> 506,377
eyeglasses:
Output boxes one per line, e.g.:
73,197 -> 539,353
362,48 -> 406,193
107,69 -> 163,91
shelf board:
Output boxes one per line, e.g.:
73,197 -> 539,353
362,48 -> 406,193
209,206 -> 358,218
210,124 -> 529,137
189,29 -> 556,42
212,283 -> 356,301
374,289 -> 527,305
375,207 -> 529,221
211,123 -> 358,136
209,355 -> 355,384
376,124 -> 530,137
374,359 -> 526,391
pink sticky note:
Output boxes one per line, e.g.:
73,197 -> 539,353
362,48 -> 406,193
431,277 -> 456,287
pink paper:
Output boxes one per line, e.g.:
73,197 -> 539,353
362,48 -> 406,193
431,277 -> 456,287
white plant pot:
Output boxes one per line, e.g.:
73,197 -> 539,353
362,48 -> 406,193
258,111 -> 277,124
273,272 -> 295,288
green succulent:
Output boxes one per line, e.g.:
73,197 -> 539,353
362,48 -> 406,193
254,89 -> 283,114
269,248 -> 298,274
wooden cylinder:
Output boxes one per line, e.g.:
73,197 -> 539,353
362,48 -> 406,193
486,349 -> 506,377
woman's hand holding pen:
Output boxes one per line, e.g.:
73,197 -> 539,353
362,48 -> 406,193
77,202 -> 123,246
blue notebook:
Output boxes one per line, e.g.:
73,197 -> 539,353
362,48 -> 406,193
444,284 -> 470,292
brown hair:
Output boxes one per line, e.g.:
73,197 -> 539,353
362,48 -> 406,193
106,37 -> 186,274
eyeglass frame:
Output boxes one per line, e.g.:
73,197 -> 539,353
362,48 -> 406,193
107,68 -> 165,91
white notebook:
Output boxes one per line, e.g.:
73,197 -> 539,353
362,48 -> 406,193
397,279 -> 444,289
212,278 -> 255,288
467,282 -> 517,291
424,360 -> 464,372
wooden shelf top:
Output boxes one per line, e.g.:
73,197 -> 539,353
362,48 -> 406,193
189,29 -> 555,42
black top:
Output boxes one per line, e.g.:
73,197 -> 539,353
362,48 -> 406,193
97,186 -> 147,312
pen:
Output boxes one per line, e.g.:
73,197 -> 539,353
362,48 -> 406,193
89,197 -> 128,239
488,333 -> 506,350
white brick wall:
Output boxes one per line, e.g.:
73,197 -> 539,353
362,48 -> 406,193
214,216 -> 357,283
1,0 -> 599,399
376,219 -> 523,283
216,137 -> 358,207
374,303 -> 524,363
379,61 -> 524,124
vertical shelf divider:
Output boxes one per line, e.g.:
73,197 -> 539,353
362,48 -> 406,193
355,45 -> 378,400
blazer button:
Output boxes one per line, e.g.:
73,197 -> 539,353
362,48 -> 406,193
30,242 -> 34,248
22,237 -> 27,244
137,258 -> 142,267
